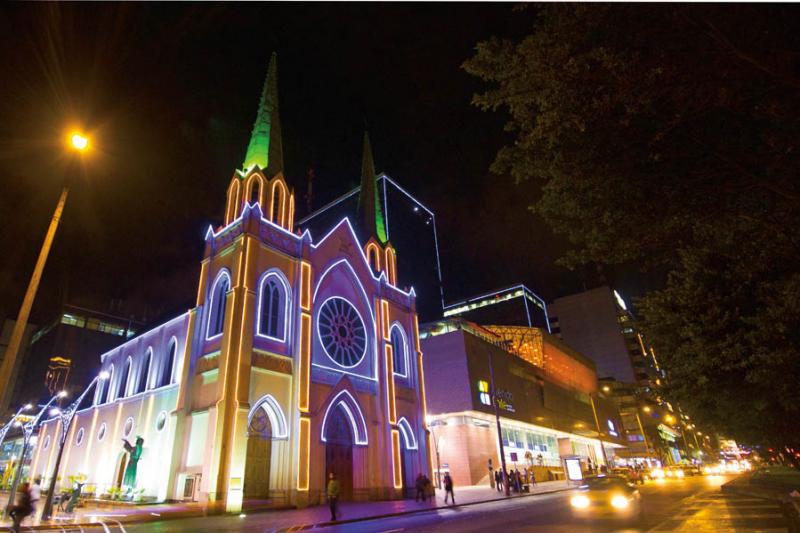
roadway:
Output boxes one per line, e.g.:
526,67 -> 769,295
4,474 -> 788,532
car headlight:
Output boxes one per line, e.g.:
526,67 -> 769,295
676,470 -> 685,478
610,495 -> 630,509
571,494 -> 590,509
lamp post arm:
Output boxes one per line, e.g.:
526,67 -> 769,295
0,406 -> 29,447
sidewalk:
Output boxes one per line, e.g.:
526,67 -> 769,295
0,480 -> 571,531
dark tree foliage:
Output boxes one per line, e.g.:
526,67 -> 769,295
464,4 -> 800,447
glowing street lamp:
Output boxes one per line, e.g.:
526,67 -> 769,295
3,392 -> 66,517
0,404 -> 33,450
41,372 -> 108,520
0,129 -> 92,414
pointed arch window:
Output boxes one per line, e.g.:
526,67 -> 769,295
135,349 -> 151,394
117,358 -> 131,400
104,365 -> 115,404
390,325 -> 407,377
257,272 -> 290,341
207,271 -> 231,339
96,368 -> 109,405
158,338 -> 177,388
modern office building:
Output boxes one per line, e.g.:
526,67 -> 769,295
298,165 -> 444,322
420,319 -> 625,487
549,287 -> 684,465
443,284 -> 551,332
8,304 -> 142,411
33,55 -> 431,511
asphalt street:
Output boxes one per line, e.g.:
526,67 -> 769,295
3,474 -> 787,532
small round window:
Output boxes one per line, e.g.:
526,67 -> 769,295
123,417 -> 135,438
75,427 -> 85,447
43,435 -> 51,450
155,411 -> 167,432
97,423 -> 107,442
317,297 -> 367,368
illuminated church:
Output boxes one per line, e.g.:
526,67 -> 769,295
33,54 -> 432,511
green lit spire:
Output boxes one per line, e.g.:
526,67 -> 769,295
357,131 -> 388,244
242,52 -> 283,176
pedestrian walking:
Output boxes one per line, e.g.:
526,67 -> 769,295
30,476 -> 41,515
9,482 -> 33,533
424,475 -> 434,502
326,472 -> 340,521
514,469 -> 522,492
495,470 -> 502,492
415,473 -> 425,502
443,473 -> 455,505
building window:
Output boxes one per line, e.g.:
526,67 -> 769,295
478,380 -> 491,405
115,358 -> 131,400
135,350 -> 150,394
317,297 -> 367,368
155,411 -> 168,432
97,423 -> 107,442
390,325 -> 406,377
105,365 -> 115,403
207,271 -> 230,339
158,339 -> 177,388
123,417 -> 134,438
96,371 -> 109,405
75,427 -> 85,447
257,273 -> 289,341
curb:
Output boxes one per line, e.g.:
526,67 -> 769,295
3,486 -> 572,531
274,486 -> 572,532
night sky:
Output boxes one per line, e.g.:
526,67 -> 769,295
0,4 -> 644,327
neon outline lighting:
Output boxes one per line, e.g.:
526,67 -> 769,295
365,242 -> 381,271
309,218 -> 413,298
163,336 -> 179,387
443,283 -> 551,331
104,364 -> 115,404
247,394 -> 289,439
397,417 -> 418,450
320,389 -> 368,445
298,417 -> 310,490
205,201 -> 307,244
311,259 -> 378,380
206,269 -> 232,340
139,348 -> 153,393
389,323 -> 408,378
316,296 -> 368,369
226,178 -> 241,224
391,429 -> 402,488
255,270 -> 291,342
270,179 -> 287,225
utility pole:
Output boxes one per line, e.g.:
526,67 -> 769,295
488,351 -> 510,496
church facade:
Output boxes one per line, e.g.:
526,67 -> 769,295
32,54 -> 432,511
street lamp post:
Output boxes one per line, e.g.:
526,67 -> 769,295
0,131 -> 90,414
0,404 -> 33,450
4,392 -> 66,517
488,351 -> 511,497
40,372 -> 108,520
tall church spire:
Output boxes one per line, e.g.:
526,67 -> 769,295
357,131 -> 388,244
243,52 -> 283,176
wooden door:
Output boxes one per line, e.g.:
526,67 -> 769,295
243,406 -> 272,499
324,405 -> 354,500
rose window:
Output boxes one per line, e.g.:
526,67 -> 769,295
317,297 -> 367,368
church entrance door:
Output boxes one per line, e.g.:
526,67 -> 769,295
243,406 -> 272,500
324,405 -> 354,500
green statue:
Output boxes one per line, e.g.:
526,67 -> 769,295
122,437 -> 144,488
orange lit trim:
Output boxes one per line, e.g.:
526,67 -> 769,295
413,314 -> 421,352
418,351 -> 428,426
298,313 -> 312,412
228,280 -> 251,479
365,242 -> 381,272
196,261 -> 209,306
288,193 -> 295,232
298,417 -> 310,490
226,178 -> 241,225
391,429 -> 403,489
241,236 -> 252,291
385,247 -> 396,285
381,299 -> 390,341
270,179 -> 287,224
300,262 -> 312,311
386,344 -> 396,424
245,172 -> 265,210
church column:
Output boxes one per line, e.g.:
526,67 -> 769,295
295,260 -> 312,505
413,313 -> 434,479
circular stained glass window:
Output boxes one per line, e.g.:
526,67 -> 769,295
317,297 -> 367,368
155,411 -> 167,432
123,417 -> 135,438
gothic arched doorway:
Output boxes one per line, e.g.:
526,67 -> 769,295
243,406 -> 272,500
324,405 -> 354,500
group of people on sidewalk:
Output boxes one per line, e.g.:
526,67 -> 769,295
8,476 -> 41,532
494,468 -> 536,493
414,473 -> 455,505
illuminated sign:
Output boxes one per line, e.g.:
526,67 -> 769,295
565,457 -> 583,481
477,381 -> 491,405
607,419 -> 618,437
